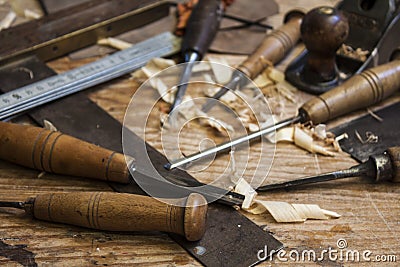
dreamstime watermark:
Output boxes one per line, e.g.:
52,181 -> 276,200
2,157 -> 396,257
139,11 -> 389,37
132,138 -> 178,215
257,238 -> 397,263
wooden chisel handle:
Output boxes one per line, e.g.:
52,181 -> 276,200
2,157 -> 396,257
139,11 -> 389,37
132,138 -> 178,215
0,122 -> 131,183
300,59 -> 400,124
238,10 -> 304,79
24,192 -> 208,241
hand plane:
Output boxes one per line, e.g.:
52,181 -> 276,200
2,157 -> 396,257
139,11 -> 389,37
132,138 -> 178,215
285,0 -> 400,94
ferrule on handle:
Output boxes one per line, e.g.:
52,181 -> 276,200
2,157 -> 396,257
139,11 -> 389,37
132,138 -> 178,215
24,192 -> 207,241
0,122 -> 131,183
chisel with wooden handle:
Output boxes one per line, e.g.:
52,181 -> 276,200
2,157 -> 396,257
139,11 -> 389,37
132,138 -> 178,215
258,146 -> 400,191
0,121 -> 245,206
202,10 -> 304,111
0,121 -> 131,184
166,54 -> 400,170
0,192 -> 208,241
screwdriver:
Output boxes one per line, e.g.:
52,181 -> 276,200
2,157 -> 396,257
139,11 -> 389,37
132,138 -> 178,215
0,121 -> 244,206
258,147 -> 400,191
170,0 -> 223,113
165,55 -> 400,170
0,192 -> 207,241
202,10 -> 304,112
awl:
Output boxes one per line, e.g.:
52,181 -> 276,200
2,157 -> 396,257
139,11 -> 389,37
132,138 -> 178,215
258,147 -> 400,191
0,121 -> 244,206
0,192 -> 207,241
202,10 -> 304,112
166,54 -> 400,170
170,0 -> 223,112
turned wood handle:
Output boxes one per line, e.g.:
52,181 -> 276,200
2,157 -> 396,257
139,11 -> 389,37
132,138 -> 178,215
300,60 -> 400,124
0,122 -> 131,183
26,192 -> 208,241
238,10 -> 304,79
387,147 -> 400,182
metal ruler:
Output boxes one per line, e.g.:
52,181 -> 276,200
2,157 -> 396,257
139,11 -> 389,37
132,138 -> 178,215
0,32 -> 181,120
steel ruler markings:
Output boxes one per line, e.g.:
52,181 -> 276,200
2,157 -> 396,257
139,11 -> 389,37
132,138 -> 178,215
0,32 -> 181,120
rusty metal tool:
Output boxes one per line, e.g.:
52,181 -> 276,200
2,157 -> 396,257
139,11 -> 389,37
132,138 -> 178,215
202,10 -> 304,112
0,121 -> 244,206
166,55 -> 400,170
0,192 -> 207,241
258,147 -> 400,191
170,0 -> 223,112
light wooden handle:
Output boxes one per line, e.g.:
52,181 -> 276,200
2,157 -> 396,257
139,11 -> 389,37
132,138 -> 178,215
300,60 -> 400,124
26,192 -> 208,241
238,10 -> 304,79
387,147 -> 400,182
0,122 -> 130,183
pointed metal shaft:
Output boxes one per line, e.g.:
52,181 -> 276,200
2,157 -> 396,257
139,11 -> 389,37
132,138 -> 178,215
165,116 -> 301,170
0,201 -> 25,209
257,160 -> 376,191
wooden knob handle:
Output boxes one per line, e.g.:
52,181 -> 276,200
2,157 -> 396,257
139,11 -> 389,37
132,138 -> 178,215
300,60 -> 400,124
26,192 -> 208,241
238,10 -> 304,79
387,147 -> 400,182
0,122 -> 130,183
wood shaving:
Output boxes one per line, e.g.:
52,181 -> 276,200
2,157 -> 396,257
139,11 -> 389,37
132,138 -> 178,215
355,130 -> 379,144
367,108 -> 383,122
43,120 -> 58,132
98,37 -> 132,50
229,152 -> 340,222
17,67 -> 34,79
24,9 -> 41,19
0,11 -> 16,30
206,55 -> 232,84
267,124 -> 341,156
245,200 -> 340,223
337,44 -> 369,62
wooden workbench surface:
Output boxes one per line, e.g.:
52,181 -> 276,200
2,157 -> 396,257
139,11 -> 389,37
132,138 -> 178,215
0,1 -> 399,266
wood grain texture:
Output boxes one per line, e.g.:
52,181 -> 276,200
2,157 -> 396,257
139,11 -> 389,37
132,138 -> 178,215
0,122 -> 131,184
0,0 -> 399,266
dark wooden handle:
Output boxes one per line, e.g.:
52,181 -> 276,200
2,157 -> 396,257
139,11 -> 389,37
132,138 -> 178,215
238,11 -> 304,79
300,60 -> 400,124
27,192 -> 207,241
181,0 -> 223,58
0,122 -> 130,183
387,147 -> 400,182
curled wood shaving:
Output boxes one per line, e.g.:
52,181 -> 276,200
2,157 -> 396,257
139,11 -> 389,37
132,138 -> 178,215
267,124 -> 341,156
355,130 -> 379,144
43,120 -> 58,132
337,44 -> 369,62
24,9 -> 41,19
0,11 -> 16,30
207,55 -> 232,84
367,108 -> 383,122
98,37 -> 132,50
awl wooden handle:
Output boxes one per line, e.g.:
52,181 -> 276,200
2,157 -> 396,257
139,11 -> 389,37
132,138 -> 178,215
25,192 -> 207,241
238,11 -> 304,79
0,122 -> 130,183
300,59 -> 400,124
